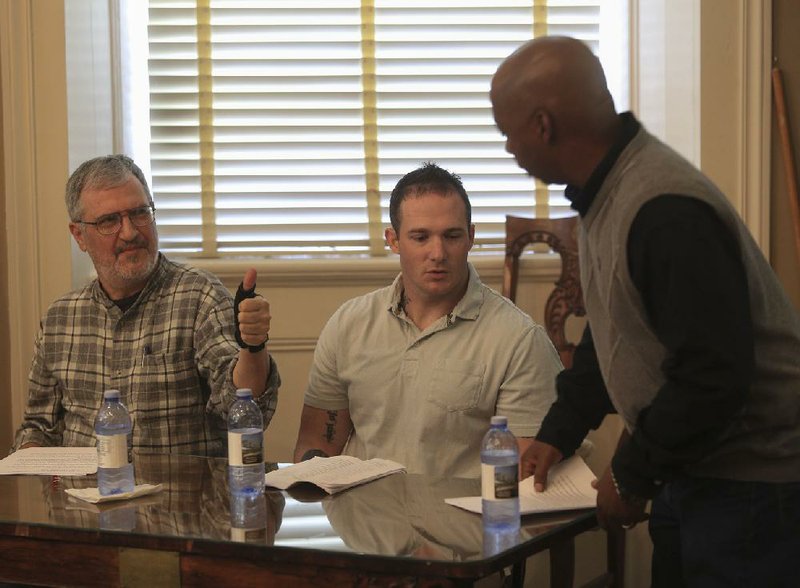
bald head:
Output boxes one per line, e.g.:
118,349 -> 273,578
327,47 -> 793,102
490,36 -> 620,186
492,36 -> 616,135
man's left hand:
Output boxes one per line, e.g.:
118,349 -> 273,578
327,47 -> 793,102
592,465 -> 649,530
237,268 -> 271,350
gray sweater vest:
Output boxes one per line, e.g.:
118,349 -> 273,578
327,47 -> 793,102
580,127 -> 800,482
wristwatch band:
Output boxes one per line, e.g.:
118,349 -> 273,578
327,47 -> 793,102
611,467 -> 647,507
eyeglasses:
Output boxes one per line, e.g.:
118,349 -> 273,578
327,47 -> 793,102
77,205 -> 156,236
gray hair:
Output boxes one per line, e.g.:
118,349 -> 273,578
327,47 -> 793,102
65,154 -> 153,221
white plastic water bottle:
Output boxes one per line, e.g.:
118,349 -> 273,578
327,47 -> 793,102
228,388 -> 265,496
480,415 -> 520,533
95,389 -> 135,495
229,492 -> 267,543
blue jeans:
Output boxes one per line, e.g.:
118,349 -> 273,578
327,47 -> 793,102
649,476 -> 800,588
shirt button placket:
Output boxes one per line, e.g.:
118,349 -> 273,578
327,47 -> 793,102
111,321 -> 126,390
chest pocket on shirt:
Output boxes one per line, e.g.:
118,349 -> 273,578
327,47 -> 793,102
138,348 -> 199,398
425,359 -> 485,412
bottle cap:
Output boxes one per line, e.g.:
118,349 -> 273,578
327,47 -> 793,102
235,388 -> 253,398
490,415 -> 508,426
103,389 -> 121,400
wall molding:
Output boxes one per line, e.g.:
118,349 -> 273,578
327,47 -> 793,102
191,253 -> 564,290
267,337 -> 319,353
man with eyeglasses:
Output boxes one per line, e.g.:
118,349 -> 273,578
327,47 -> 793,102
12,154 -> 279,456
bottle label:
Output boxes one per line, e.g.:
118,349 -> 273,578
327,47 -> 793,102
228,430 -> 263,466
481,464 -> 519,500
231,527 -> 267,543
97,434 -> 130,468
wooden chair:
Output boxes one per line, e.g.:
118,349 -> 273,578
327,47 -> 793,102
502,215 -> 584,369
502,214 -> 625,588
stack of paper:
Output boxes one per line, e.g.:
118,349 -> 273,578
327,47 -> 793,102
445,455 -> 597,515
0,447 -> 97,476
264,455 -> 406,494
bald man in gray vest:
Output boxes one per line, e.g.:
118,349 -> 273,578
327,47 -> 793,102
491,36 -> 800,588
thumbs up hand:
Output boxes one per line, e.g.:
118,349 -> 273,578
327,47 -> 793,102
242,267 -> 257,293
234,268 -> 271,352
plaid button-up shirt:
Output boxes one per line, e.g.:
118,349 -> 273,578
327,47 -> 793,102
13,254 -> 279,456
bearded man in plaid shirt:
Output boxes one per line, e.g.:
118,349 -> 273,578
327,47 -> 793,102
12,154 -> 279,457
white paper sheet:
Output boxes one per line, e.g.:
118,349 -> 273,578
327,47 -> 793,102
264,455 -> 406,494
445,455 -> 597,515
0,447 -> 98,476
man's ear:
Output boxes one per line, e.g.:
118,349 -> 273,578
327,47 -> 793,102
530,108 -> 554,144
69,222 -> 88,252
468,224 -> 476,249
385,227 -> 400,254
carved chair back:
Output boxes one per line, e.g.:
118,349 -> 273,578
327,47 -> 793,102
502,214 -> 585,368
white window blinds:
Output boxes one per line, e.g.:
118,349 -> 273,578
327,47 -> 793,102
146,0 -> 606,258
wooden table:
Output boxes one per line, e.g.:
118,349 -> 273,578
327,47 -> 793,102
0,452 -> 599,587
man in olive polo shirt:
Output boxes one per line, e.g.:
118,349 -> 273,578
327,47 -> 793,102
293,162 -> 561,478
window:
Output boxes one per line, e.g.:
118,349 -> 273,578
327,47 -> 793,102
123,0 -> 628,259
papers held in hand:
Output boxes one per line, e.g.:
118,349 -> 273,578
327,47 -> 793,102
264,456 -> 406,494
445,456 -> 597,515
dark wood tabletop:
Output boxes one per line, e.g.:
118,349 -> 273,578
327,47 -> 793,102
0,452 -> 597,587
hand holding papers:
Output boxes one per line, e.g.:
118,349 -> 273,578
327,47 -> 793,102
445,456 -> 597,515
264,455 -> 406,494
0,447 -> 97,476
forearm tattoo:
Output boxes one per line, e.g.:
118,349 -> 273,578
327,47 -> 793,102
324,410 -> 338,444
